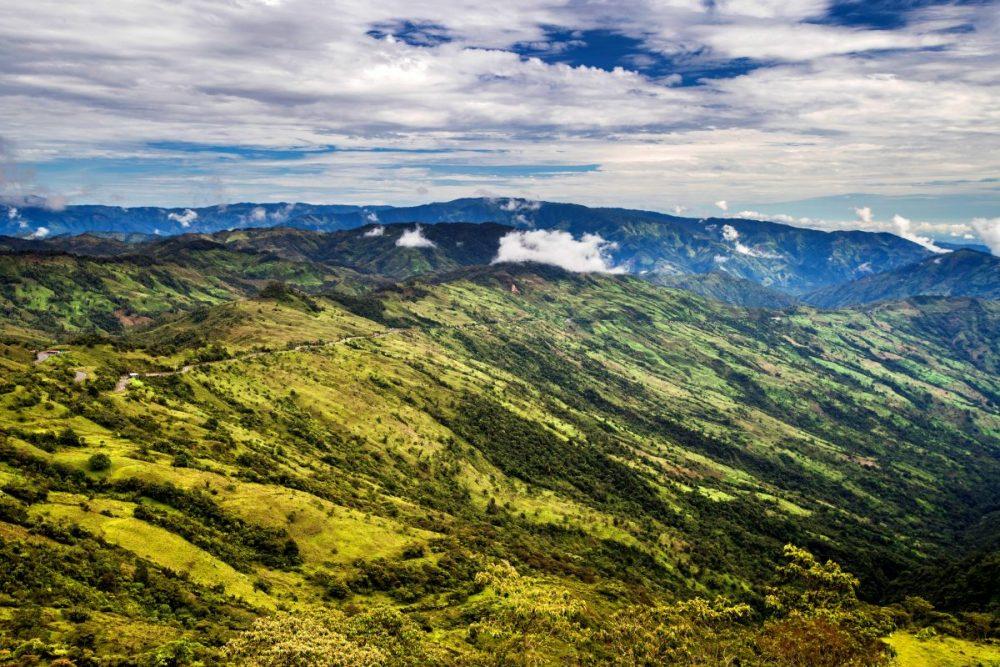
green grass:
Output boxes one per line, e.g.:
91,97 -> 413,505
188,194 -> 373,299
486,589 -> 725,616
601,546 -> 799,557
30,493 -> 274,608
886,632 -> 1000,666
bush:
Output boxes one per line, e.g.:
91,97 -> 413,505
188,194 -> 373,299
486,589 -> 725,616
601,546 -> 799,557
88,453 -> 112,472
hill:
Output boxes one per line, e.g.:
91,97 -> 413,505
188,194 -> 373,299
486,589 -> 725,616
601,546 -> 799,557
1,261 -> 997,663
0,246 -> 361,335
805,249 -> 1000,308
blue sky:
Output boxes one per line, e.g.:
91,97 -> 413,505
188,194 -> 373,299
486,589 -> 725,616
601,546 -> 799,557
0,0 -> 997,242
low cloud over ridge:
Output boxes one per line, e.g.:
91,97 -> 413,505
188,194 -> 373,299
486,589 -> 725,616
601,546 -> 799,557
493,229 -> 623,273
167,209 -> 198,227
396,225 -> 436,248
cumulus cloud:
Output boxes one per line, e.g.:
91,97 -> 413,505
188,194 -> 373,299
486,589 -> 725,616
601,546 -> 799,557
0,1 -> 994,216
167,208 -> 198,228
971,218 -> 1000,256
396,225 -> 436,248
364,225 -> 385,237
715,200 -> 729,212
28,226 -> 50,239
365,211 -> 379,223
854,207 -> 873,224
249,206 -> 268,222
722,224 -> 740,241
891,214 -> 949,253
493,229 -> 623,273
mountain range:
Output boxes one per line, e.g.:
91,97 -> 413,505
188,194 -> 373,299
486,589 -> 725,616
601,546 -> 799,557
4,197 -> 946,296
0,197 -> 998,664
804,249 -> 1000,308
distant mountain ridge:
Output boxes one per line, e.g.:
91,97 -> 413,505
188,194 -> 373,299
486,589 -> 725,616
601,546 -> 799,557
651,271 -> 801,309
804,249 -> 1000,308
2,197 -> 937,294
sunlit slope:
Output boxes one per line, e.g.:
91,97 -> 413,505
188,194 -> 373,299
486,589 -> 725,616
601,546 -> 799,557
1,266 -> 997,660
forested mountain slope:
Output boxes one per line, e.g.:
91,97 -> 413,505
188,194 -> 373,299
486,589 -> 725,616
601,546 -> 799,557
1,262 -> 997,663
805,249 -> 1000,308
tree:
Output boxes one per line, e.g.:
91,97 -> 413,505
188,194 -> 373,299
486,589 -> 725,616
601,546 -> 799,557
88,453 -> 111,472
469,561 -> 589,666
223,606 -> 435,666
223,611 -> 384,667
598,596 -> 753,666
756,544 -> 893,667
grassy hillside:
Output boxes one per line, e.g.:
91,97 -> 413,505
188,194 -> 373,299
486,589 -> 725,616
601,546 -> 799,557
0,248 -> 370,335
1,260 -> 997,663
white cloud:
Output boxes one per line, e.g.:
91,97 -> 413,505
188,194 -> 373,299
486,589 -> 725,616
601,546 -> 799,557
364,225 -> 385,237
493,229 -> 623,273
0,0 -> 994,217
720,222 -> 779,257
7,207 -> 18,220
699,21 -> 950,62
249,206 -> 268,222
271,202 -> 296,223
500,198 -> 541,212
734,242 -> 779,258
365,211 -> 379,223
971,218 -> 1000,256
715,200 -> 729,212
736,208 -> 974,249
396,224 -> 436,248
671,205 -> 686,215
891,214 -> 949,253
28,226 -> 50,239
167,208 -> 198,227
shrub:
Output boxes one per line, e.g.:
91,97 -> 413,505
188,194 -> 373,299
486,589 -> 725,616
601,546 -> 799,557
88,453 -> 112,472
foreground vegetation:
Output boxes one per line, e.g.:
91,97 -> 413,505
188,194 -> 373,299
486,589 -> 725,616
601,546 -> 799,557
0,250 -> 997,664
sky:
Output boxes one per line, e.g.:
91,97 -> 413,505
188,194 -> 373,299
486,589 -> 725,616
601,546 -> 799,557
0,0 -> 998,242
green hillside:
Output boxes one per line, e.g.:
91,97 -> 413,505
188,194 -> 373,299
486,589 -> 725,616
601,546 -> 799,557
0,256 -> 997,664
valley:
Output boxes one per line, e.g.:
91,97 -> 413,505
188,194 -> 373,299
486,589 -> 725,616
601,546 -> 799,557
1,230 -> 997,664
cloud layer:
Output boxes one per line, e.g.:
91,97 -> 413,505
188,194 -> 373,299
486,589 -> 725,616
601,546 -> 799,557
493,229 -> 622,273
0,0 -> 996,241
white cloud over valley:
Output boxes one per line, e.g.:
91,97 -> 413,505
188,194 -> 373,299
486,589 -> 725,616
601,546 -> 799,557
493,229 -> 623,273
167,209 -> 198,227
396,225 -> 436,248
